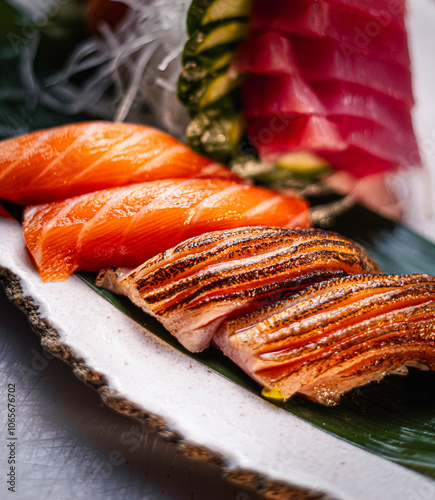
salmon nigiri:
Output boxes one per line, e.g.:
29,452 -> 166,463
23,178 -> 310,282
0,121 -> 238,206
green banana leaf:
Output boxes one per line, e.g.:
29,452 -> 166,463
1,0 -> 435,481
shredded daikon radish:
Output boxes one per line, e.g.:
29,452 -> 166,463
19,0 -> 190,138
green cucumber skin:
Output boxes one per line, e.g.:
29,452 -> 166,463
187,96 -> 243,163
187,0 -> 252,35
199,71 -> 243,108
178,64 -> 243,113
188,113 -> 232,163
182,29 -> 206,64
178,67 -> 224,112
181,0 -> 253,164
251,165 -> 331,184
187,0 -> 214,35
253,169 -> 324,185
178,61 -> 208,106
182,21 -> 248,65
178,43 -> 239,110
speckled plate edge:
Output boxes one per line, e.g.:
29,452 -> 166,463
0,268 -> 326,500
2,217 -> 435,500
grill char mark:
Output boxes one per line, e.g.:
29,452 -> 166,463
215,273 -> 435,404
97,226 -> 381,353
136,236 -> 378,306
149,250 -> 374,315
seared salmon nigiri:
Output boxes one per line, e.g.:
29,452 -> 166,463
97,227 -> 379,352
215,273 -> 435,404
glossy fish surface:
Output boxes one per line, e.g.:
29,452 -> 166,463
23,180 -> 310,282
97,227 -> 379,352
0,121 -> 238,205
237,0 -> 420,177
215,274 -> 435,405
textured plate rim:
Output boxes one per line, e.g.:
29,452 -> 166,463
0,265 -> 335,500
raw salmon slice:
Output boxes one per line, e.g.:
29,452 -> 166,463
23,179 -> 310,282
96,227 -> 379,352
0,121 -> 238,205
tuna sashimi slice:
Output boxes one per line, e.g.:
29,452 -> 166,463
283,0 -> 406,29
249,114 -> 420,174
333,116 -> 418,165
96,227 -> 380,352
247,115 -> 347,161
292,37 -> 413,108
319,149 -> 397,178
0,121 -> 238,206
242,75 -> 415,131
242,75 -> 326,118
312,81 -> 414,130
22,179 -> 310,282
236,33 -> 413,108
234,31 -> 299,76
249,0 -> 410,67
322,0 -> 406,28
215,274 -> 435,404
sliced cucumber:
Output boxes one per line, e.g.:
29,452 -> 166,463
276,152 -> 331,178
198,21 -> 248,53
210,51 -> 234,72
180,1 -> 253,165
199,69 -> 243,108
203,0 -> 253,26
178,66 -> 243,111
179,60 -> 208,89
231,152 -> 331,184
183,21 -> 248,63
178,50 -> 233,97
187,0 -> 253,34
187,106 -> 244,163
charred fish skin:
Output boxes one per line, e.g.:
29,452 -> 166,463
124,226 -> 379,293
215,274 -> 435,405
97,226 -> 380,353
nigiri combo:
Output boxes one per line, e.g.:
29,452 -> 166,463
1,0 -> 434,406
